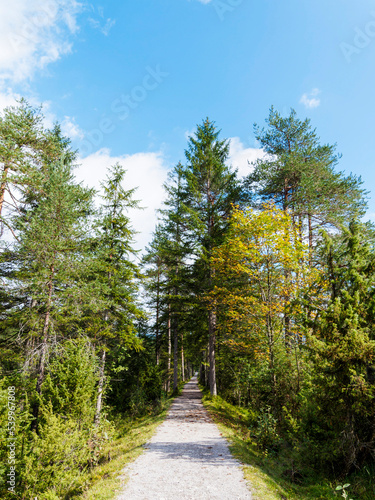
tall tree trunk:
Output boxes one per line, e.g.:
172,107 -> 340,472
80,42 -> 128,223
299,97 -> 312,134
205,347 -> 209,387
308,212 -> 313,266
266,312 -> 277,408
208,309 -> 217,395
282,215 -> 292,349
95,349 -> 106,426
31,265 -> 54,432
284,312 -> 291,350
95,270 -> 110,426
0,164 -> 10,237
167,304 -> 172,392
0,164 -> 9,222
206,173 -> 217,396
173,317 -> 178,393
156,267 -> 160,365
298,214 -> 303,244
199,355 -> 205,385
181,332 -> 185,382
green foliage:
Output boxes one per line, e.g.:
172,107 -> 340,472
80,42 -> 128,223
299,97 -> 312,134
108,332 -> 165,416
41,338 -> 99,423
256,406 -> 281,451
1,100 -> 374,498
306,221 -> 375,474
248,107 -> 366,230
335,483 -> 353,500
22,402 -> 91,498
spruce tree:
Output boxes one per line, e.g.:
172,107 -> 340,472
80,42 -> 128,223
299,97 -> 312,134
7,157 -> 94,429
308,221 -> 375,473
0,100 -> 63,239
142,225 -> 167,367
86,163 -> 143,424
180,118 -> 245,395
144,163 -> 192,392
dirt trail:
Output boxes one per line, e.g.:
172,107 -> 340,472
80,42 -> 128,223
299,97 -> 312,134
117,376 -> 252,500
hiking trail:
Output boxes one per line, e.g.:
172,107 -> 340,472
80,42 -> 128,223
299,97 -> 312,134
117,376 -> 252,499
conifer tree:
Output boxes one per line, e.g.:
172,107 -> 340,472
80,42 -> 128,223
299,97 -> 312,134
248,107 -> 367,256
160,164 -> 190,391
308,221 -> 375,473
144,164 -> 191,392
7,157 -> 94,429
143,225 -> 167,366
180,118 -> 245,395
86,163 -> 143,424
0,100 -> 70,239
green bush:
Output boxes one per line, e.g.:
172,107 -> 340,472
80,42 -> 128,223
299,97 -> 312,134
41,337 -> 99,424
256,406 -> 281,451
22,402 -> 91,498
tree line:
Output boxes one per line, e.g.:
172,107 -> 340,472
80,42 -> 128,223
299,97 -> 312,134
0,100 -> 374,498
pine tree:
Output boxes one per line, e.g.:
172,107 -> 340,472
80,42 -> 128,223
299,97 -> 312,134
0,100 -> 68,239
143,163 -> 192,392
180,118 -> 245,395
247,107 -> 367,346
86,163 -> 143,424
247,107 -> 367,256
6,156 -> 94,430
308,221 -> 375,473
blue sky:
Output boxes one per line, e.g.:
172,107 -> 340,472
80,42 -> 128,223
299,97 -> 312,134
1,0 -> 375,248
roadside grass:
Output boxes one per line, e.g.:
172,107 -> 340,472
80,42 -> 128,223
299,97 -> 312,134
201,392 -> 342,500
75,401 -> 173,500
74,380 -> 374,500
76,380 -> 189,500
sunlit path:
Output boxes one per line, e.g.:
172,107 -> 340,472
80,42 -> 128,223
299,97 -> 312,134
117,376 -> 252,500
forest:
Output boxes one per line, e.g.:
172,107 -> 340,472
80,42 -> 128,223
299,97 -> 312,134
0,99 -> 375,499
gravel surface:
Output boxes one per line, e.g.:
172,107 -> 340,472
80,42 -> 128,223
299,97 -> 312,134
117,376 -> 252,500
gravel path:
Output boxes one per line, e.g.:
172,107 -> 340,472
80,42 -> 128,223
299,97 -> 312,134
117,376 -> 252,500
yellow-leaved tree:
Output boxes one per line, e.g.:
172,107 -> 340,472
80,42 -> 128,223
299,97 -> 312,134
211,204 -> 321,406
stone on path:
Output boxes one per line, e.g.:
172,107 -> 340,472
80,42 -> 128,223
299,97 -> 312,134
117,376 -> 252,500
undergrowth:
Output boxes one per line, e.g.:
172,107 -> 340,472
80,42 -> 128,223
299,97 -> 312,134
75,396 -> 174,500
201,390 -> 375,500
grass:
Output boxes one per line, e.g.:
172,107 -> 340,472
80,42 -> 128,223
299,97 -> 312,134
74,381 -> 374,500
75,381 -> 188,500
201,392 -> 343,500
75,401 -> 173,500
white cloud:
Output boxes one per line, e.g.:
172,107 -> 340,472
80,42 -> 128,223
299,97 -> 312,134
228,137 -> 264,178
196,0 -> 213,3
61,115 -> 85,140
76,148 -> 169,253
300,88 -> 321,109
0,0 -> 82,84
88,5 -> 115,36
0,88 -> 21,110
88,17 -> 115,36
